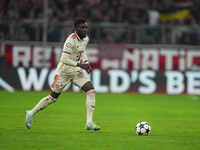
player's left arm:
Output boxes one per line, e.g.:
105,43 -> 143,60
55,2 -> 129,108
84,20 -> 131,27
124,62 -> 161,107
80,37 -> 89,63
78,37 -> 92,73
78,50 -> 92,73
80,50 -> 89,64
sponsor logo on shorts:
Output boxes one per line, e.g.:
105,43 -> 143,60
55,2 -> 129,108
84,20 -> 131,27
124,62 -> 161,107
55,84 -> 60,89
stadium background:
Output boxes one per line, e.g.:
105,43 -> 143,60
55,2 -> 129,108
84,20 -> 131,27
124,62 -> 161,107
0,0 -> 200,94
0,1 -> 200,150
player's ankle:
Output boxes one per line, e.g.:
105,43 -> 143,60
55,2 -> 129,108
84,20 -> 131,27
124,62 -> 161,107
29,110 -> 34,117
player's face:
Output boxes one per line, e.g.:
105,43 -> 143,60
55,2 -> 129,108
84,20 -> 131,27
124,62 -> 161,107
76,23 -> 88,39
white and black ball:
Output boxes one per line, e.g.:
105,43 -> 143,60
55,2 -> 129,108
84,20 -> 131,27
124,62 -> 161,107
136,121 -> 151,136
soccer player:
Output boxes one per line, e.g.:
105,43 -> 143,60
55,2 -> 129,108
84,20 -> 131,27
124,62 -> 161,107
25,18 -> 100,131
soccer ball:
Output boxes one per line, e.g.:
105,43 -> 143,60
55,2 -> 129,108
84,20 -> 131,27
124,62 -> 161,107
136,121 -> 151,136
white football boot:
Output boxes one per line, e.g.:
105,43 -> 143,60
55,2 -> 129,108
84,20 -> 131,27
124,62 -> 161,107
25,110 -> 33,129
85,122 -> 101,131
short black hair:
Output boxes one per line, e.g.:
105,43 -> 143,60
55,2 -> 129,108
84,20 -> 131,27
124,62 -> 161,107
74,18 -> 87,28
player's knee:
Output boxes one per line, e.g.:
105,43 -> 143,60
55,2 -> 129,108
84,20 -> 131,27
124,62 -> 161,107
81,81 -> 95,93
49,91 -> 61,102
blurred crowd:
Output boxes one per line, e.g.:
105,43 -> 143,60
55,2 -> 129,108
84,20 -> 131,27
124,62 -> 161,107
0,0 -> 200,44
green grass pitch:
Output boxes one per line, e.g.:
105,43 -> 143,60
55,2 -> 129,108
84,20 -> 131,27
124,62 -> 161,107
0,91 -> 200,150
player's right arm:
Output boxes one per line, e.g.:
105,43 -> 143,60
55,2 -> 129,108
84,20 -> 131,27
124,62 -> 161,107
60,36 -> 78,67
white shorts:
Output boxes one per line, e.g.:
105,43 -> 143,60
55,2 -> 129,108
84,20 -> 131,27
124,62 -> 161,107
50,63 -> 90,93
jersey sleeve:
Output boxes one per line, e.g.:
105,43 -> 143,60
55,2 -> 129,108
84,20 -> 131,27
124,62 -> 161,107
63,37 -> 74,53
80,51 -> 89,64
60,36 -> 77,67
80,37 -> 89,64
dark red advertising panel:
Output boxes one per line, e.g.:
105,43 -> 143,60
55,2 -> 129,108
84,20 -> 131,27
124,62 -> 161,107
1,43 -> 200,94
